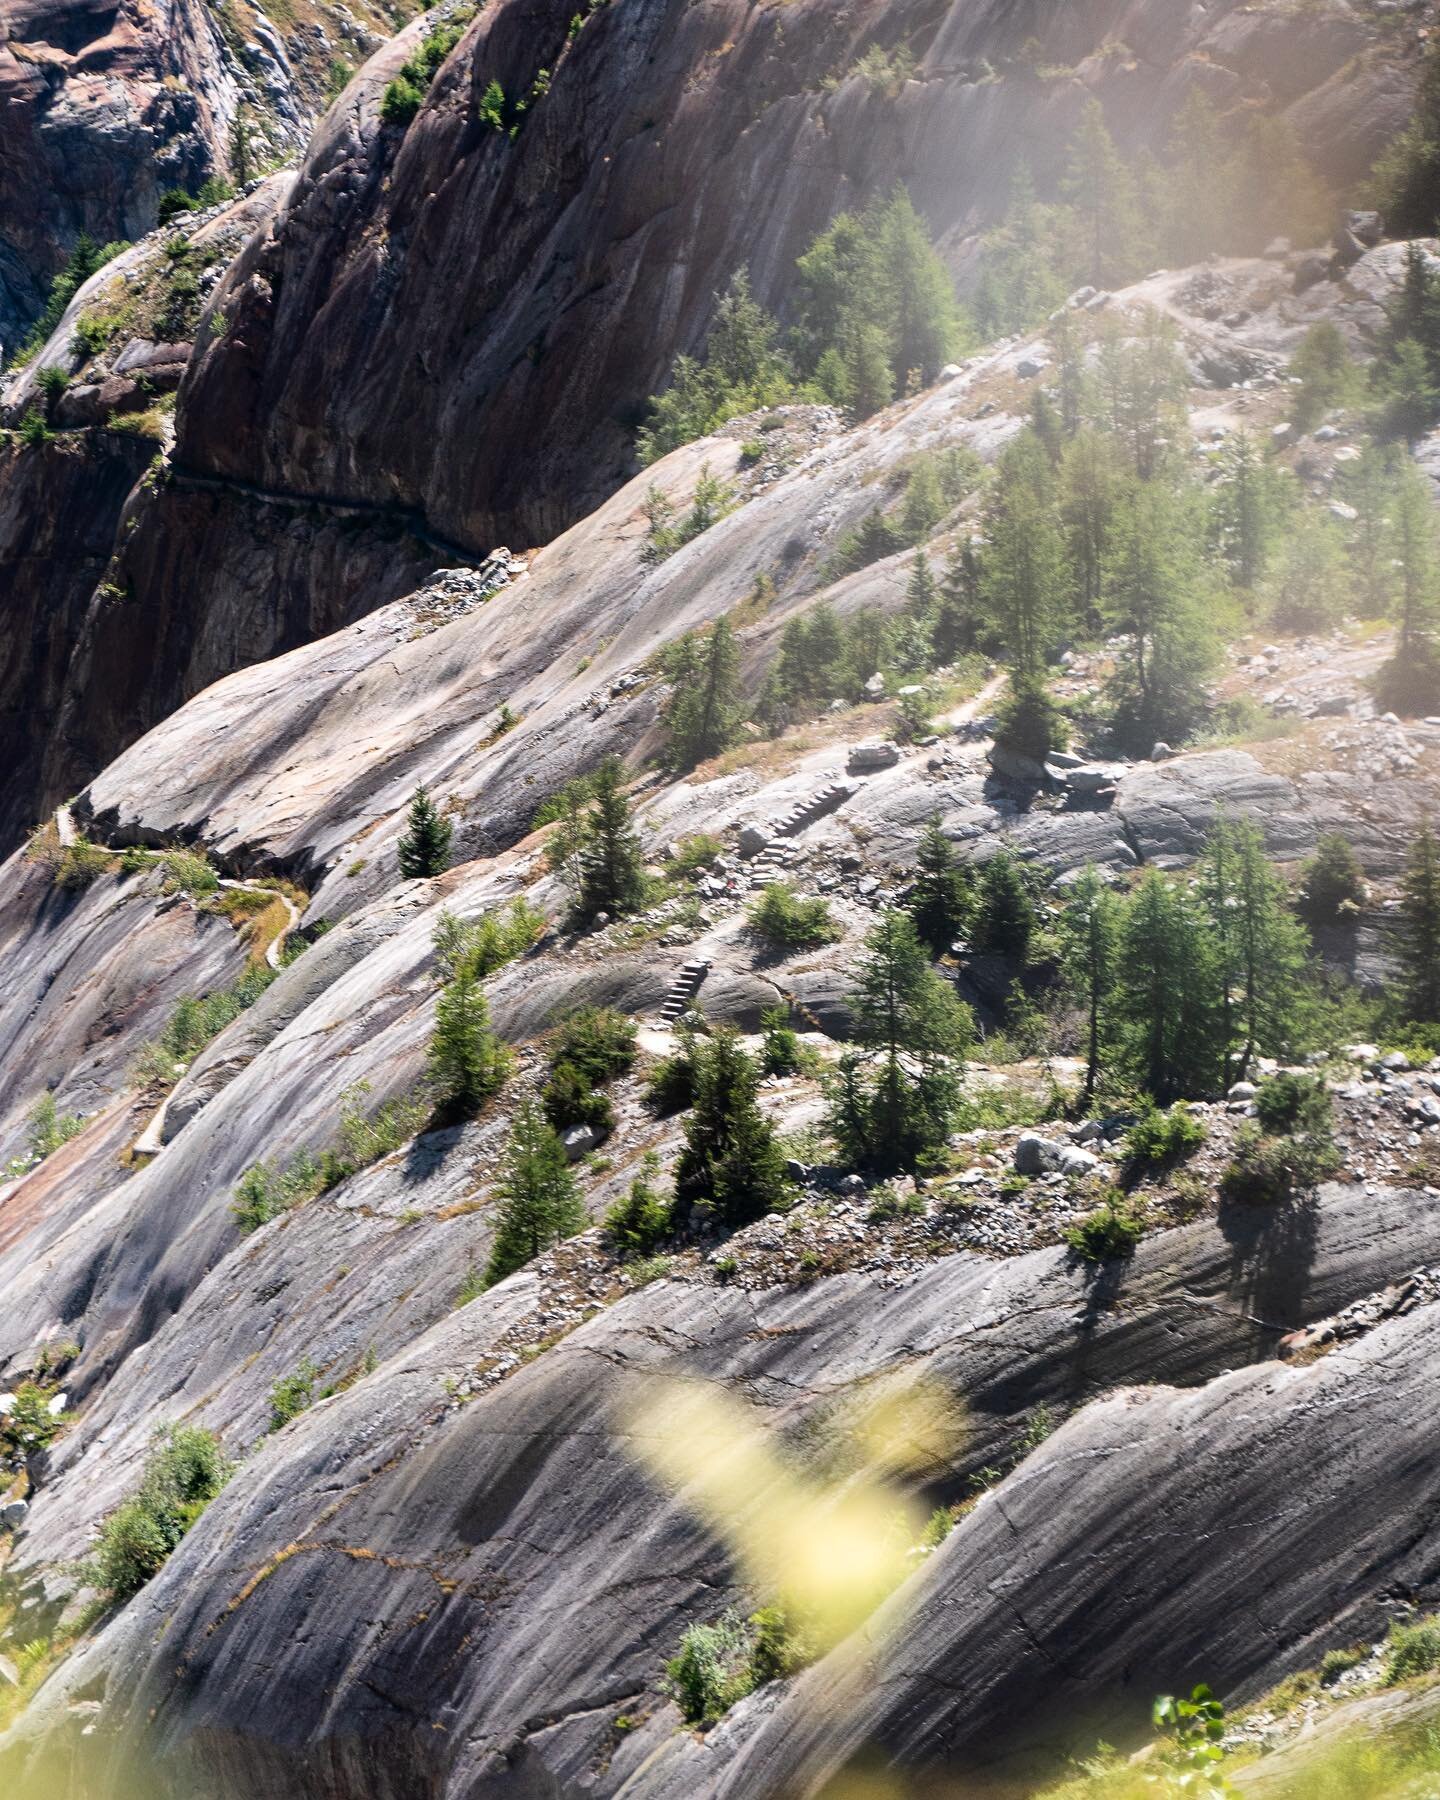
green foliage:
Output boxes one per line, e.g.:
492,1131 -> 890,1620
1384,1613 -> 1440,1686
1064,1196 -> 1144,1263
827,910 -> 973,1175
747,882 -> 841,951
795,188 -> 966,413
1263,509 -> 1349,634
639,272 -> 798,463
674,1030 -> 790,1227
1221,1120 -> 1341,1206
1059,865 -> 1125,1108
397,785 -> 453,880
36,364 -> 69,405
267,1359 -> 319,1432
478,77 -> 507,131
1125,1103 -> 1204,1170
0,1381 -> 66,1458
551,1006 -> 637,1087
661,617 -> 744,768
18,410 -> 52,448
1297,834 -> 1367,927
485,1096 -> 587,1285
89,1425 -> 230,1603
382,19 -> 466,126
645,1024 -> 701,1115
22,1092 -> 84,1165
908,817 -> 972,956
1374,39 -> 1440,237
604,1152 -> 672,1259
758,1004 -> 806,1077
542,1060 -> 614,1134
1374,464 -> 1440,714
427,967 -> 512,1116
133,963 -> 277,1086
642,466 -> 736,564
1398,822 -> 1440,1026
1252,1072 -> 1327,1137
994,674 -> 1069,762
1209,432 -> 1294,593
10,234 -> 126,368
972,850 -> 1037,964
1114,871 -> 1220,1102
1152,1683 -> 1233,1797
666,1610 -> 754,1724
1289,323 -> 1363,433
159,847 -> 219,896
432,898 -> 545,980
669,833 -> 724,877
981,431 -> 1070,675
566,757 -> 648,927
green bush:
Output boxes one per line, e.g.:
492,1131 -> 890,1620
1064,1197 -> 1144,1262
380,75 -> 425,125
134,964 -> 278,1085
268,1359 -> 319,1432
994,675 -> 1069,761
1253,1073 -> 1331,1136
604,1153 -> 672,1258
542,1061 -> 615,1134
665,1612 -> 756,1725
759,1005 -> 807,1077
1297,834 -> 1367,926
1124,1103 -> 1204,1169
89,1424 -> 229,1602
747,882 -> 841,950
670,834 -> 724,877
645,1028 -> 700,1115
1385,1614 -> 1440,1685
552,1006 -> 637,1087
24,1092 -> 84,1164
0,1381 -> 66,1458
432,899 -> 543,979
53,841 -> 112,889
159,847 -> 219,896
1220,1122 -> 1340,1205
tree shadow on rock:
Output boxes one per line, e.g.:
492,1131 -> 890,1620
1217,1189 -> 1322,1331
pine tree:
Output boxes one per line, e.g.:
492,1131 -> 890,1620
662,618 -> 744,770
1376,464 -> 1440,714
1158,91 -> 1234,264
908,817 -> 972,955
1375,339 -> 1440,450
1061,99 -> 1152,291
901,462 -> 945,541
981,430 -> 1069,676
1375,40 -> 1440,236
972,162 -> 1067,338
1399,823 -> 1440,1024
673,1031 -> 790,1227
972,849 -> 1037,964
485,1097 -> 587,1285
1059,428 -> 1124,631
604,1152 -> 671,1258
1210,433 -> 1291,593
1198,816 -> 1311,1087
1341,442 -> 1401,618
427,967 -> 512,1116
1059,865 -> 1125,1109
906,548 -> 939,617
828,911 -> 972,1175
1103,477 -> 1218,753
397,785 -> 453,880
1290,322 -> 1362,432
1115,871 -> 1220,1101
574,757 -> 648,925
1091,310 -> 1187,481
1264,510 -> 1348,634
1297,834 -> 1367,927
934,540 -> 981,664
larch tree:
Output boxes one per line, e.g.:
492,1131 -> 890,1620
485,1097 -> 586,1286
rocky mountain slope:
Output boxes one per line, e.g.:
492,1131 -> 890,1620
0,0 -> 1426,853
2,1 -> 1440,1796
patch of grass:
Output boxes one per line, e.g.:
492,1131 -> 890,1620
1385,1613 -> 1440,1685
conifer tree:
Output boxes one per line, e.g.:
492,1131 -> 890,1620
397,785 -> 453,880
1264,510 -> 1348,634
828,911 -> 972,1174
1115,871 -> 1220,1101
427,967 -> 512,1116
1297,834 -> 1367,927
1376,339 -> 1440,450
662,618 -> 744,770
908,817 -> 972,956
934,540 -> 981,664
1210,433 -> 1290,593
573,757 -> 648,925
1061,99 -> 1151,290
972,162 -> 1067,338
1341,442 -> 1401,618
485,1097 -> 586,1285
1103,477 -> 1218,753
906,548 -> 939,617
1091,310 -> 1187,481
1059,428 -> 1124,630
1399,823 -> 1440,1024
901,462 -> 945,541
673,1031 -> 790,1227
972,849 -> 1037,964
1198,816 -> 1311,1088
1377,464 -> 1440,714
981,431 -> 1069,676
1375,40 -> 1440,235
1059,865 -> 1125,1108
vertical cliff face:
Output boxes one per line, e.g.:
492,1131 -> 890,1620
0,0 -> 408,346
